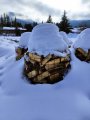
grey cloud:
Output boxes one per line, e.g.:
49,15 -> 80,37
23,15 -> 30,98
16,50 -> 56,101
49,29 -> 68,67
2,0 -> 90,20
8,12 -> 24,17
81,0 -> 90,4
8,12 -> 16,17
3,0 -> 61,16
81,13 -> 90,19
27,0 -> 61,16
7,12 -> 28,19
71,12 -> 90,19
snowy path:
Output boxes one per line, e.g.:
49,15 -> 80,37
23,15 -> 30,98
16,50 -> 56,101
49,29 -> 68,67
0,36 -> 19,79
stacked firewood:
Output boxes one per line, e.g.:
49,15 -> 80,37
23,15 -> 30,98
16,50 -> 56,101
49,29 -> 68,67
15,47 -> 28,60
24,52 -> 71,84
75,48 -> 90,62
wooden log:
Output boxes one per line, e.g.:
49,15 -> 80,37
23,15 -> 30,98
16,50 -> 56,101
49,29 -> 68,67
27,70 -> 38,78
48,63 -> 65,73
16,55 -> 23,61
29,59 -> 37,65
45,58 -> 61,70
32,78 -> 47,84
52,54 -> 59,59
16,47 -> 22,55
76,48 -> 87,57
34,71 -> 50,81
61,57 -> 68,62
86,49 -> 90,62
39,70 -> 42,74
25,60 -> 34,70
75,48 -> 87,61
50,73 -> 60,81
29,53 -> 42,62
41,54 -> 52,66
65,62 -> 70,68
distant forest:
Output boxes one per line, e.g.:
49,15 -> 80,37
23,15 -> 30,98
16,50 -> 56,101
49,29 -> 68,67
0,11 -> 90,33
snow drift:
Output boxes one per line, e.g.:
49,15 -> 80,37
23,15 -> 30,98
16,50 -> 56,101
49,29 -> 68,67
59,31 -> 72,45
19,32 -> 31,49
28,23 -> 68,56
74,28 -> 90,50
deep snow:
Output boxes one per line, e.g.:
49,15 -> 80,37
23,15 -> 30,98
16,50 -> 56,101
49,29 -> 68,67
59,31 -> 72,45
19,32 -> 31,48
28,23 -> 68,56
74,28 -> 90,50
0,32 -> 90,120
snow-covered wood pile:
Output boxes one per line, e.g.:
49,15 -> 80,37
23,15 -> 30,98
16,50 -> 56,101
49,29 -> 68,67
74,28 -> 90,62
16,32 -> 31,60
24,23 -> 71,84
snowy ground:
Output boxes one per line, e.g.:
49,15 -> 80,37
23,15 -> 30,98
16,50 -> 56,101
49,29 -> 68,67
0,33 -> 90,120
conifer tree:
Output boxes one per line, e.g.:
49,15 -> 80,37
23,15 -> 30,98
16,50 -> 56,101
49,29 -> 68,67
46,15 -> 53,23
6,15 -> 11,27
59,11 -> 71,33
14,17 -> 21,36
0,15 -> 4,27
24,23 -> 33,32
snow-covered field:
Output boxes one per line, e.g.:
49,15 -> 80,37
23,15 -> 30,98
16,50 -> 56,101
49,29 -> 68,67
0,32 -> 90,120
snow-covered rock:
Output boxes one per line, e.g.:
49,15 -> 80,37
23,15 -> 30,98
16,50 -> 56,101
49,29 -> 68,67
59,31 -> 72,45
19,32 -> 31,48
28,23 -> 68,56
74,28 -> 90,50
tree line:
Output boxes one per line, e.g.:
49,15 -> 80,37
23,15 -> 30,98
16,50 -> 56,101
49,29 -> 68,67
47,11 -> 72,33
0,11 -> 72,34
0,13 -> 22,27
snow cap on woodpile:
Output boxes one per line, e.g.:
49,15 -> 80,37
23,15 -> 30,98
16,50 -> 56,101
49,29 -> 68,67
74,28 -> 90,50
59,31 -> 72,45
19,32 -> 31,48
28,23 -> 68,56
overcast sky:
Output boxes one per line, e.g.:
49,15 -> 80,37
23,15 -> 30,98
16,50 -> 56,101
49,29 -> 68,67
0,0 -> 90,22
